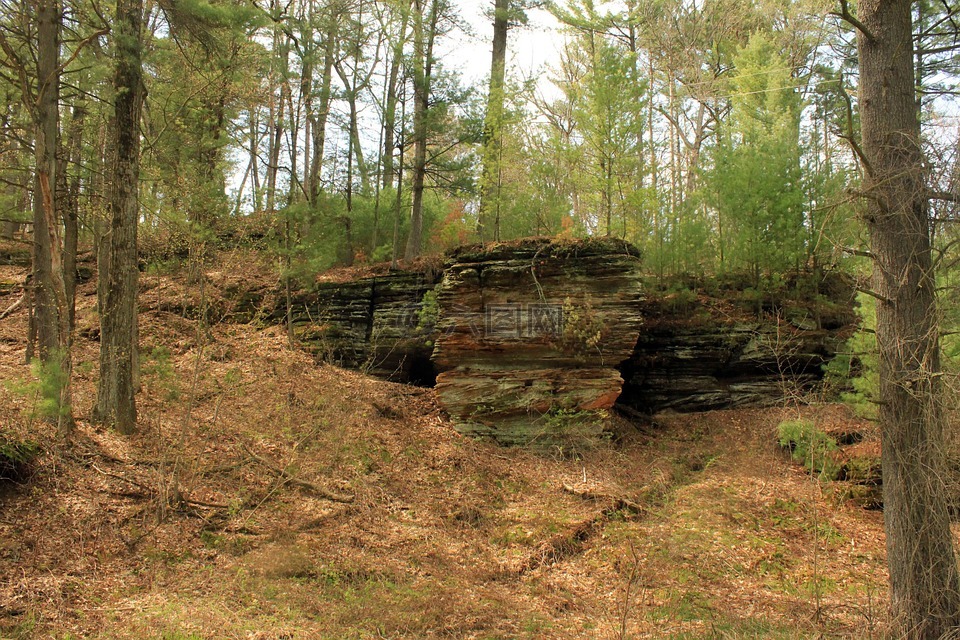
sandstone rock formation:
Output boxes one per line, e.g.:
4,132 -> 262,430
239,243 -> 855,447
618,278 -> 855,413
430,238 -> 644,445
286,270 -> 439,383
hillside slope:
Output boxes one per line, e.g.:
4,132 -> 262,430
0,251 -> 901,638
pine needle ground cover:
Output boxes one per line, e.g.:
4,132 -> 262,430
0,254 -> 906,638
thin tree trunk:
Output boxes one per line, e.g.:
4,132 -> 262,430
308,16 -> 337,207
857,1 -> 960,637
250,112 -> 261,210
477,0 -> 508,243
62,99 -> 85,331
391,91 -> 406,269
31,0 -> 73,434
382,0 -> 410,191
404,0 -> 438,261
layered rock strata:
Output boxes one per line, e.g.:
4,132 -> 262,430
240,243 -> 854,445
430,238 -> 644,445
617,286 -> 854,413
286,271 -> 439,383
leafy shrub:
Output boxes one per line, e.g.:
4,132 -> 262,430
777,419 -> 840,480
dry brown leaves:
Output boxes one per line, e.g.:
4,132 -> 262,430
0,251 -> 910,638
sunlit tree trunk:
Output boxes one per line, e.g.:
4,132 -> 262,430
308,11 -> 338,207
404,0 -> 438,260
382,0 -> 411,191
29,0 -> 73,434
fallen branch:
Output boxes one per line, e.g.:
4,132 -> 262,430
91,464 -> 155,495
198,458 -> 253,477
242,443 -> 354,503
92,464 -> 228,509
562,483 -> 646,515
516,514 -> 605,574
0,293 -> 23,320
515,485 -> 646,575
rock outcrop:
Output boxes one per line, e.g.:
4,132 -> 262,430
285,270 -> 440,383
229,243 -> 855,446
430,238 -> 644,445
617,278 -> 855,413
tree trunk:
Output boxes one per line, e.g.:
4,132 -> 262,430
32,0 -> 73,435
308,16 -> 337,208
382,0 -> 410,191
250,112 -> 261,211
62,99 -> 85,331
857,1 -> 960,637
477,0 -> 509,243
404,0 -> 438,261
95,0 -> 144,434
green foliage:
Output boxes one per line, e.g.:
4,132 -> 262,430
5,354 -> 71,422
142,346 -> 180,401
824,292 -> 877,418
0,430 -> 39,481
416,289 -> 439,333
777,419 -> 840,480
142,346 -> 174,380
707,33 -> 806,281
536,405 -> 607,453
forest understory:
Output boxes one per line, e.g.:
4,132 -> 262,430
0,245 -> 929,639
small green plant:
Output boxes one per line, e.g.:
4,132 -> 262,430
777,419 -> 840,479
534,404 -> 607,452
556,296 -> 606,360
662,282 -> 699,313
416,288 -> 440,332
141,346 -> 174,379
5,353 -> 71,422
0,431 -> 39,481
141,346 -> 179,400
824,292 -> 877,418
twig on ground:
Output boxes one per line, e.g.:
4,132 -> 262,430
241,443 -> 354,503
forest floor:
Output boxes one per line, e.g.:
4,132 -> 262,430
0,248 -> 908,639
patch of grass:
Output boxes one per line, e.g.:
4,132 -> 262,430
648,588 -> 715,623
0,431 -> 39,482
0,611 -> 37,640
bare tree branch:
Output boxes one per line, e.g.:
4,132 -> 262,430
830,0 -> 876,42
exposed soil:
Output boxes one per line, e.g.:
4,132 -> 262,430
0,251 -> 919,638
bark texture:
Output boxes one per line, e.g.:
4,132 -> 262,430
32,0 -> 73,433
95,0 -> 144,433
857,1 -> 960,636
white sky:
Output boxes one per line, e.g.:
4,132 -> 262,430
439,3 -> 564,90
